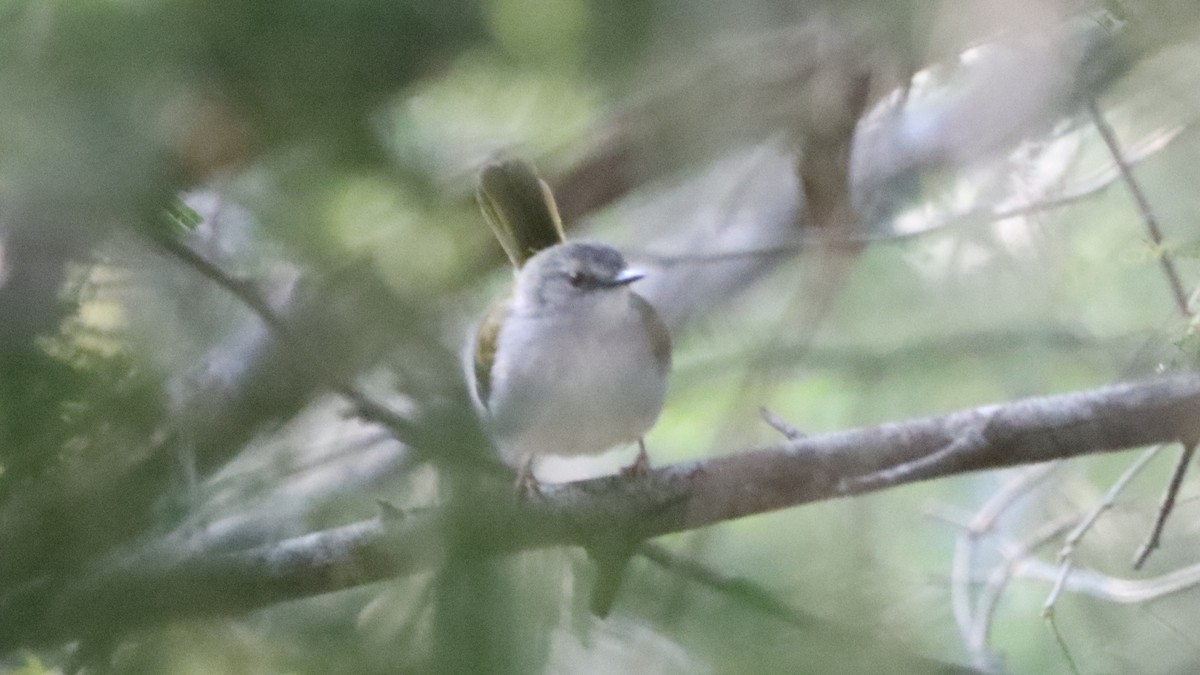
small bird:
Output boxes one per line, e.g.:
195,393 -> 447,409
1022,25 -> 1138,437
469,158 -> 671,489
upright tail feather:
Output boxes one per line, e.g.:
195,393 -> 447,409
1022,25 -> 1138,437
477,157 -> 566,268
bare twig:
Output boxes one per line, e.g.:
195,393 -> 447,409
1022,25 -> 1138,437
948,523 -> 976,652
149,234 -> 419,441
1059,446 -> 1162,562
759,407 -> 805,440
1090,99 -> 1197,574
842,424 -> 990,494
634,122 -> 1184,268
1044,444 -> 1164,613
1132,442 -> 1198,569
927,464 -> 1058,667
1018,558 -> 1200,604
1088,99 -> 1190,317
1046,612 -> 1083,675
970,464 -> 1060,534
969,515 -> 1077,670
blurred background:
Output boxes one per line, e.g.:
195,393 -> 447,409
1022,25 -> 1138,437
3,0 -> 1200,673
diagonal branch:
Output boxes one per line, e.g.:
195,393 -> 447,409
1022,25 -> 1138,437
149,234 -> 419,441
1132,442 -> 1198,569
1088,99 -> 1190,316
6,372 -> 1200,652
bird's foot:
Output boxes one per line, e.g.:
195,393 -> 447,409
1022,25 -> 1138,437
514,456 -> 543,499
620,439 -> 652,479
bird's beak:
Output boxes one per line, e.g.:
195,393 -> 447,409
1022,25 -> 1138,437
611,268 -> 645,286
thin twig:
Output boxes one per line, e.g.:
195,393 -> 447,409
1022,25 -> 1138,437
843,425 -> 990,494
1088,99 -> 1190,316
1018,558 -> 1200,604
1046,612 -> 1083,675
1132,442 -> 1198,569
928,465 -> 1058,667
949,526 -> 976,651
969,515 -> 1077,669
1090,99 -> 1197,573
1059,445 -> 1163,562
1044,445 -> 1163,614
759,407 -> 805,440
970,463 -> 1060,534
149,234 -> 418,441
635,122 -> 1184,268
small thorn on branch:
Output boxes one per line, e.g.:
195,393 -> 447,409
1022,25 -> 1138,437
759,407 -> 805,440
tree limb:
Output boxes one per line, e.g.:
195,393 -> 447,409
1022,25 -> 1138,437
6,372 -> 1200,652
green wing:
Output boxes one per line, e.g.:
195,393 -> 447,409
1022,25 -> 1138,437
477,157 -> 566,268
473,296 -> 511,408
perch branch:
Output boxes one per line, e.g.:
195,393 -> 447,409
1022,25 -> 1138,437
6,373 -> 1200,651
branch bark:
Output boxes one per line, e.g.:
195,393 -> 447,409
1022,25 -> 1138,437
6,372 -> 1200,652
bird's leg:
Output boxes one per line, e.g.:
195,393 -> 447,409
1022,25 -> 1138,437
514,454 -> 543,498
620,438 -> 652,478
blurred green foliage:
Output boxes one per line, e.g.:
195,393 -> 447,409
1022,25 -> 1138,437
2,0 -> 1200,674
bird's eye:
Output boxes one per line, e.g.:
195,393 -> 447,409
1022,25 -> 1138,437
567,271 -> 585,287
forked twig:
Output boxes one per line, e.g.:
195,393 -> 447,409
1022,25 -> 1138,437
970,515 -> 1077,669
1090,98 -> 1196,573
1044,445 -> 1163,613
926,464 -> 1058,667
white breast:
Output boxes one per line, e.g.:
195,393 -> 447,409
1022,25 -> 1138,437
483,293 -> 667,465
